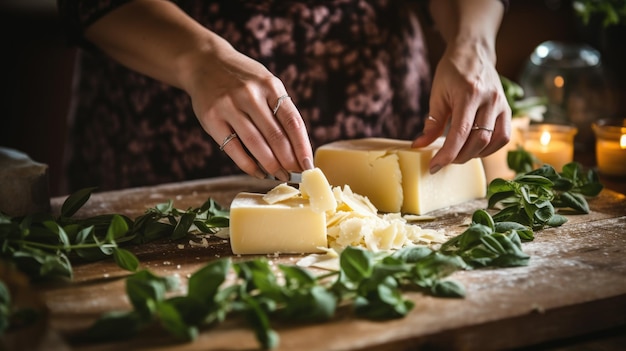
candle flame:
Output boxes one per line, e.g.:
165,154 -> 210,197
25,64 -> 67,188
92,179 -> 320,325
621,134 -> 626,149
554,75 -> 564,88
540,131 -> 551,146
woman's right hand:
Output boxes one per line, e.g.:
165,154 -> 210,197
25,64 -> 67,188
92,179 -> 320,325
183,37 -> 314,181
84,0 -> 313,182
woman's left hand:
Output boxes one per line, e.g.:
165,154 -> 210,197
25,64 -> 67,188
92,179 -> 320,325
412,42 -> 511,174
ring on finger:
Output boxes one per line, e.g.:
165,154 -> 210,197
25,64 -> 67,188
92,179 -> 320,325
427,115 -> 437,123
219,133 -> 238,151
471,124 -> 494,133
272,94 -> 291,116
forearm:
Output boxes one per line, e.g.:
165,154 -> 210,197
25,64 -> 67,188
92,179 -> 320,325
83,0 -> 229,92
429,0 -> 504,63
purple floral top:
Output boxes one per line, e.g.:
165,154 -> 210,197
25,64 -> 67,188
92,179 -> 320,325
58,0 -> 432,191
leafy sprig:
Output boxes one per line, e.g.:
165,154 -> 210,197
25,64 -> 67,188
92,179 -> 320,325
0,188 -> 230,282
81,208 -> 533,349
487,149 -> 603,229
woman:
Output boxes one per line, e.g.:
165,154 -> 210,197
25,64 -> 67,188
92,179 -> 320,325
58,0 -> 510,191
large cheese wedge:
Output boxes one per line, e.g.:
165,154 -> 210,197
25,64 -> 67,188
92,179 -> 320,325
314,138 -> 486,214
229,192 -> 327,254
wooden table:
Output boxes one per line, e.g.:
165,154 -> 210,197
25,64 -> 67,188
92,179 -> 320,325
7,175 -> 626,350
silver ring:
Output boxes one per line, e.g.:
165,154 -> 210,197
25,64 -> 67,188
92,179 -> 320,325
427,115 -> 437,123
471,124 -> 494,133
219,133 -> 238,151
272,94 -> 291,116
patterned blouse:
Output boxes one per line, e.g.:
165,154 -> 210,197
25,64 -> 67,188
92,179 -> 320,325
58,0 -> 432,192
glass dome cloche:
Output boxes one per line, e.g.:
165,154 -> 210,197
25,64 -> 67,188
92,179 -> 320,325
519,40 -> 615,151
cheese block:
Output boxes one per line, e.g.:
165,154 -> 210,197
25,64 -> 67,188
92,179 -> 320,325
229,192 -> 327,254
314,138 -> 486,214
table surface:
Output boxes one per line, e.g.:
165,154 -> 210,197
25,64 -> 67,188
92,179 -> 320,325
6,175 -> 626,351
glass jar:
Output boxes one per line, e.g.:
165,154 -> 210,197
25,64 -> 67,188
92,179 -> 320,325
519,41 -> 614,151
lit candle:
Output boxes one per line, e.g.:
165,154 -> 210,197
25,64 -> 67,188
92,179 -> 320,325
524,124 -> 577,171
593,120 -> 626,177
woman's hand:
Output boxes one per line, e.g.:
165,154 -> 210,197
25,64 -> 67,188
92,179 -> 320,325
185,39 -> 313,181
412,0 -> 510,174
412,43 -> 511,173
84,0 -> 313,182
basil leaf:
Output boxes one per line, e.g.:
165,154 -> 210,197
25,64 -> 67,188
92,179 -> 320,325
472,209 -> 495,231
559,192 -> 590,213
156,301 -> 198,342
432,280 -> 466,298
340,246 -> 374,282
61,187 -> 98,218
187,259 -> 229,304
106,214 -> 129,241
113,248 -> 139,272
83,311 -> 144,342
172,212 -> 196,240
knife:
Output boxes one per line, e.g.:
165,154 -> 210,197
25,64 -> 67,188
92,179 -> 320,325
266,172 -> 302,183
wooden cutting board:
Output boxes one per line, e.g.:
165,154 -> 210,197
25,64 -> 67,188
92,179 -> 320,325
11,175 -> 626,350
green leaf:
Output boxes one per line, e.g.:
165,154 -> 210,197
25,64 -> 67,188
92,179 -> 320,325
61,187 -> 98,218
559,192 -> 590,213
242,295 -> 280,350
166,295 -> 210,326
83,311 -> 144,342
471,210 -> 495,231
113,248 -> 140,272
340,246 -> 374,282
431,280 -> 466,298
172,212 -> 196,240
279,264 -> 316,288
106,214 -> 129,241
390,246 -> 433,263
156,301 -> 198,342
494,222 -> 534,241
187,259 -> 229,304
126,270 -> 178,318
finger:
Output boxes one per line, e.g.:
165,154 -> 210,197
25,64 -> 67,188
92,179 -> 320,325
239,91 -> 299,174
230,109 -> 292,181
429,98 -> 479,173
478,110 -> 511,157
412,87 -> 451,149
214,127 -> 267,180
272,95 -> 314,170
454,104 -> 497,164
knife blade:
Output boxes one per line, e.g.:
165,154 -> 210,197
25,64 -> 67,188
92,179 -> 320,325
266,172 -> 302,183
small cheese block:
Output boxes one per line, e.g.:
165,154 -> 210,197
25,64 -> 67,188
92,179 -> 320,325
229,192 -> 327,254
314,138 -> 486,214
0,147 -> 50,217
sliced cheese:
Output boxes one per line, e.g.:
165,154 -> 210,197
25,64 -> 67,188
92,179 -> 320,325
300,168 -> 337,213
262,183 -> 300,204
229,192 -> 327,254
314,137 -> 486,214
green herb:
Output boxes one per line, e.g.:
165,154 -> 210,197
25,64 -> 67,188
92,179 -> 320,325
500,75 -> 546,120
488,149 -> 603,229
82,209 -> 532,349
0,188 -> 230,282
573,0 -> 626,27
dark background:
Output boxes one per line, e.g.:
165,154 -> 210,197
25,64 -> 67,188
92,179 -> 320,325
0,0 -> 622,197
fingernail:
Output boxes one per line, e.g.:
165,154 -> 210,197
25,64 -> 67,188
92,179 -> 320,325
430,164 -> 442,174
254,170 -> 267,179
275,169 -> 290,182
303,157 -> 314,170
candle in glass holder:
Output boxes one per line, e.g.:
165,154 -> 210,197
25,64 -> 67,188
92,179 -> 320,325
524,124 -> 577,171
593,119 -> 626,177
